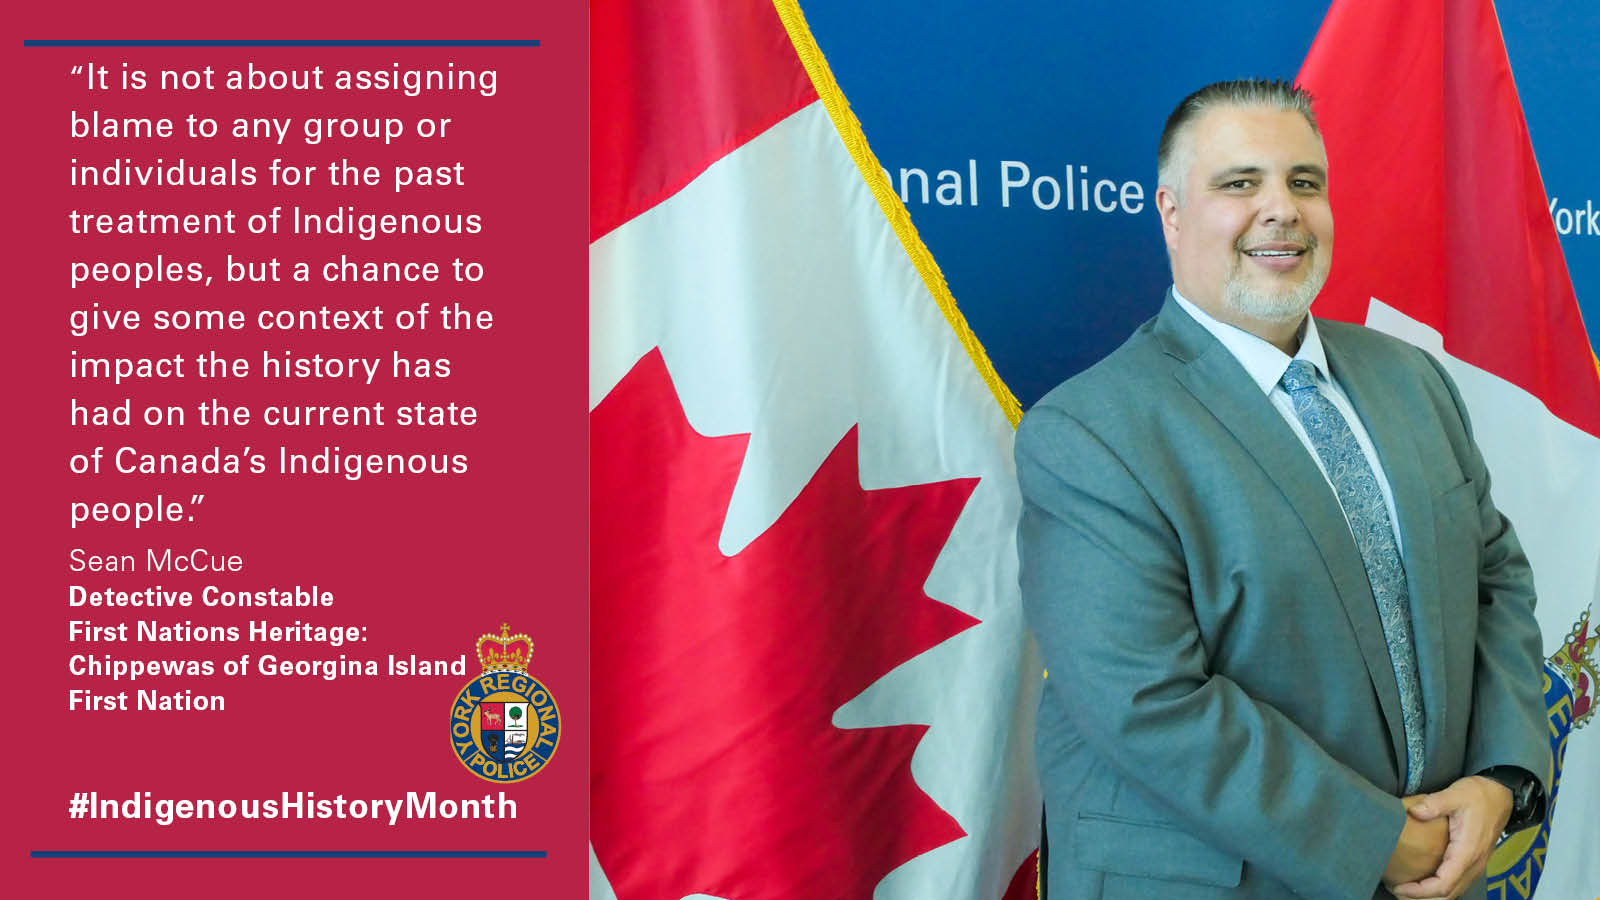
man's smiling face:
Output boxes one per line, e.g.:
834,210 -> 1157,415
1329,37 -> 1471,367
1158,104 -> 1333,332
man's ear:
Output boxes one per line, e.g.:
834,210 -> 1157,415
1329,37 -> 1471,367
1155,185 -> 1181,249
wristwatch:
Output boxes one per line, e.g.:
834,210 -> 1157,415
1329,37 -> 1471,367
1478,766 -> 1544,834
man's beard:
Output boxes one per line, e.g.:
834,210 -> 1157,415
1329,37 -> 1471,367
1223,244 -> 1327,325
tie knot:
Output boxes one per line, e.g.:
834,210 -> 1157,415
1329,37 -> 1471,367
1281,359 -> 1319,393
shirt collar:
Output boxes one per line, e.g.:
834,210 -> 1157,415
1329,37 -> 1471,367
1171,285 -> 1329,395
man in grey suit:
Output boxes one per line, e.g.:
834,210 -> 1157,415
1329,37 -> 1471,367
1015,80 -> 1549,900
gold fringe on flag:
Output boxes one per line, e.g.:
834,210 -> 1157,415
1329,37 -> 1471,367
771,0 -> 1024,427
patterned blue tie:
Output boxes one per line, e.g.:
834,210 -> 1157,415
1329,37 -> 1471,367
1280,359 -> 1424,793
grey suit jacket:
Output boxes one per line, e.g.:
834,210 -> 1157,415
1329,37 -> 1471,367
1015,295 -> 1548,900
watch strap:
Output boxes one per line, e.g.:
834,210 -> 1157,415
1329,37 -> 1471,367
1478,765 -> 1544,833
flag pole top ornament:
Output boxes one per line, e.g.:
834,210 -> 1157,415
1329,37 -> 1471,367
477,622 -> 533,673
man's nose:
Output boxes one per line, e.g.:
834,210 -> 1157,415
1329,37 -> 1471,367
1257,180 -> 1302,227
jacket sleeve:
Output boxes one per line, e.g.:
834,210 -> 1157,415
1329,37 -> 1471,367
1422,352 -> 1549,799
1016,402 -> 1406,900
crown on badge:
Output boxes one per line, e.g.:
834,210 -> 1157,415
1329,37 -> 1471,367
476,623 -> 533,674
1552,610 -> 1596,729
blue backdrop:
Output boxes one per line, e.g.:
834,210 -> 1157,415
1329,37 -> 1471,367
803,1 -> 1599,407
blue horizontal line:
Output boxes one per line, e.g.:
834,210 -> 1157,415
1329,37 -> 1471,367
32,850 -> 546,859
24,39 -> 539,47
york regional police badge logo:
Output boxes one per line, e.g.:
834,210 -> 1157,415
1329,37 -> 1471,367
1486,609 -> 1595,900
449,623 -> 561,783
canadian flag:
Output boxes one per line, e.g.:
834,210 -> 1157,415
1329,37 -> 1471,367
589,1 -> 1040,899
1300,1 -> 1600,896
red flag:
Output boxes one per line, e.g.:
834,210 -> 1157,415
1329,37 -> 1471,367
1300,2 -> 1600,896
590,1 -> 1040,898
1300,0 -> 1600,434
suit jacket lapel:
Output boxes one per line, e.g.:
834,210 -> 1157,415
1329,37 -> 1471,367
1322,330 -> 1449,773
1153,297 -> 1410,783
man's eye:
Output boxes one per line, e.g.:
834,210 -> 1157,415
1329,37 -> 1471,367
1293,179 -> 1322,190
1225,180 -> 1252,189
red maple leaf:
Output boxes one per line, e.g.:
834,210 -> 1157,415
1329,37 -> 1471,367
593,349 -> 981,900
1001,850 -> 1040,900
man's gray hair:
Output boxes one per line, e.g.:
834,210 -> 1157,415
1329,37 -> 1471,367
1156,79 -> 1320,198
